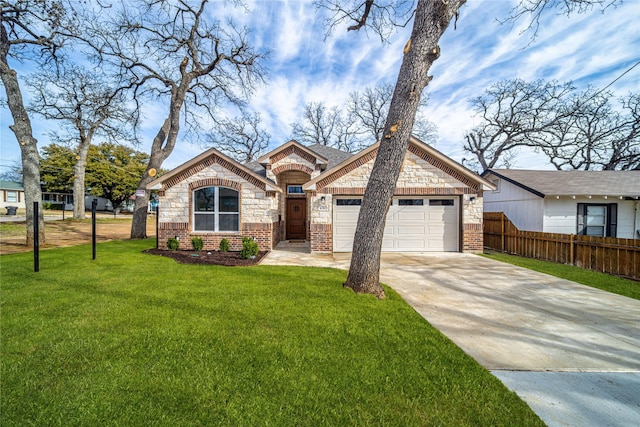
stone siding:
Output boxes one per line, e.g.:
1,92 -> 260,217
267,152 -> 319,182
159,163 -> 278,225
308,150 -> 485,253
157,161 -> 280,250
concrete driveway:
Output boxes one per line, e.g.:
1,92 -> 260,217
262,245 -> 640,427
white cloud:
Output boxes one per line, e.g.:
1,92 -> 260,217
2,0 -> 638,175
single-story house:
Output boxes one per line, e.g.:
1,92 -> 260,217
0,180 -> 26,210
482,169 -> 640,239
42,192 -> 74,210
148,137 -> 494,252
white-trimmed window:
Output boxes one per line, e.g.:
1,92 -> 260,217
287,185 -> 304,195
193,187 -> 239,232
6,191 -> 18,203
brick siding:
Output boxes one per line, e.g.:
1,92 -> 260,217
158,222 -> 277,252
462,223 -> 483,252
310,223 -> 332,252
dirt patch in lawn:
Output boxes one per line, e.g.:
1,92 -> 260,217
144,248 -> 268,266
0,216 -> 156,255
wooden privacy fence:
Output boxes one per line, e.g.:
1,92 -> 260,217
483,212 -> 640,281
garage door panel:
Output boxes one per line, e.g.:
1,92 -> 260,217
396,210 -> 427,221
335,225 -> 357,235
334,210 -> 359,222
334,240 -> 354,252
333,197 -> 459,252
397,225 -> 427,235
397,239 -> 427,250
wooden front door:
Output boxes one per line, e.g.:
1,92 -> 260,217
286,198 -> 307,240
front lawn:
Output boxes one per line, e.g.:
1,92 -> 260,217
1,240 -> 543,426
482,251 -> 639,301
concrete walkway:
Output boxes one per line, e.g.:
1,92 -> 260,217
262,243 -> 640,427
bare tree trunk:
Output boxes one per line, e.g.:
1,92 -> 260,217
1,28 -> 45,246
130,117 -> 177,239
72,138 -> 92,219
130,176 -> 152,239
344,0 -> 465,298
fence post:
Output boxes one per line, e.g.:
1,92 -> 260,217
570,234 -> 575,266
156,204 -> 159,249
501,212 -> 505,252
92,199 -> 97,260
33,201 -> 39,273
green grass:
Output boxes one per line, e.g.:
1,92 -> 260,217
1,240 -> 543,426
482,251 -> 639,300
0,222 -> 24,237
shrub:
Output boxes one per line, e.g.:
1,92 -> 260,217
191,236 -> 203,251
219,238 -> 230,252
241,237 -> 259,259
166,237 -> 180,251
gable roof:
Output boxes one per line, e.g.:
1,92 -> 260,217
0,180 -> 24,190
484,169 -> 640,198
304,136 -> 495,191
146,147 -> 282,192
257,140 -> 329,167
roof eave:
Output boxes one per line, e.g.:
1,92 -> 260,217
257,140 -> 329,165
484,169 -> 545,198
146,147 -> 282,193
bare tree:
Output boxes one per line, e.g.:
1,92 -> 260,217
503,0 -> 619,43
321,0 -> 614,297
291,101 -> 363,152
614,93 -> 640,170
346,83 -> 394,142
0,0 -> 73,245
539,89 -> 640,170
0,158 -> 22,182
347,82 -> 437,144
83,0 -> 267,238
28,64 -> 136,218
464,80 -> 639,171
292,83 -> 437,154
463,79 -> 574,171
207,112 -> 270,163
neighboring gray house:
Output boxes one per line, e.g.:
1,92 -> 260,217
482,169 -> 640,239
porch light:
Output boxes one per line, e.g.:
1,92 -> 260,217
320,196 -> 326,203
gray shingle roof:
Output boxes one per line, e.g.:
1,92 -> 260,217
307,143 -> 354,169
243,144 -> 353,180
244,161 -> 267,178
486,169 -> 640,197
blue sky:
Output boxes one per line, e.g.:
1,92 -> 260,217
1,0 -> 639,174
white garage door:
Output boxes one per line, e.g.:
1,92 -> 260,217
333,197 -> 459,252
